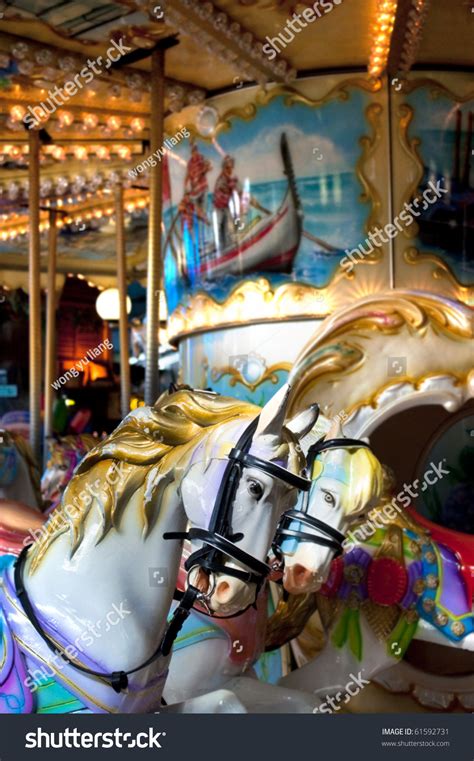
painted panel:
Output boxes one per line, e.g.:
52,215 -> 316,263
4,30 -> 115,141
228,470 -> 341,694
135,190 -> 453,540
392,73 -> 474,305
164,76 -> 391,339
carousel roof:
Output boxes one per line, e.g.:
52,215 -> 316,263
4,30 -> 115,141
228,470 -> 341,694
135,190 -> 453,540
0,0 -> 471,291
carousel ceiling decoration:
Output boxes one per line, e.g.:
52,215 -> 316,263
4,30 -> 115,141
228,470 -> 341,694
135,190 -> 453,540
0,0 -> 471,283
0,29 -> 206,117
368,0 -> 398,80
0,187 -> 148,243
387,0 -> 431,76
395,0 -> 431,74
158,0 -> 295,84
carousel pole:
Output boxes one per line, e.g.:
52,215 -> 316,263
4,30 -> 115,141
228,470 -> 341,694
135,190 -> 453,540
28,128 -> 42,466
43,208 -> 57,460
114,180 -> 131,418
144,45 -> 166,406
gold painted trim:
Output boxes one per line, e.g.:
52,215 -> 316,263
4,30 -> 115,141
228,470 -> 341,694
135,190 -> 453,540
12,633 -> 117,714
168,277 -> 345,342
357,102 -> 384,260
255,79 -> 381,111
404,247 -> 473,302
183,79 -> 382,142
397,104 -> 424,239
348,370 -> 474,420
0,630 -> 6,671
287,292 -> 474,415
399,78 -> 474,103
211,361 -> 292,392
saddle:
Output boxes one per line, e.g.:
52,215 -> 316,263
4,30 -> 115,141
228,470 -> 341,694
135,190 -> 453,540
318,520 -> 474,660
407,508 -> 474,603
0,557 -> 34,713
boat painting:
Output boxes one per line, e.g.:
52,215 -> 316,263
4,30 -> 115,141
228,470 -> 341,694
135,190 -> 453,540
198,134 -> 303,280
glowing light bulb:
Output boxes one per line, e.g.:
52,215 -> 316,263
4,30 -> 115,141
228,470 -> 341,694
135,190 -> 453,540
96,146 -> 110,160
83,112 -> 99,130
9,105 -> 26,122
106,115 -> 121,131
52,146 -> 66,161
130,117 -> 144,133
57,110 -> 74,128
117,145 -> 131,161
74,145 -> 88,160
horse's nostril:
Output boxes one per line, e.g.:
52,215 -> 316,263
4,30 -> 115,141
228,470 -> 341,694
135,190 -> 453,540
293,564 -> 309,581
194,568 -> 210,593
215,580 -> 231,601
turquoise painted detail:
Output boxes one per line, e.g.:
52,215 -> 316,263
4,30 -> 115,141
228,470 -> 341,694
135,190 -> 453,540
172,614 -> 228,651
34,676 -> 87,714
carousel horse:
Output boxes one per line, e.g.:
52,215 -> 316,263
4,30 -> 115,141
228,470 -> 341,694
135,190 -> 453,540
0,429 -> 42,511
41,434 -> 98,513
162,418 -> 384,712
0,384 -> 318,713
0,430 -> 44,555
276,436 -> 474,710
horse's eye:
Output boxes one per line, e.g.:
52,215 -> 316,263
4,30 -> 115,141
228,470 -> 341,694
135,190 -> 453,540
248,480 -> 264,500
324,491 -> 335,505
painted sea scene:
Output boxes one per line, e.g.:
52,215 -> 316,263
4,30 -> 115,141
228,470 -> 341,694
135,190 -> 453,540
163,91 -> 373,313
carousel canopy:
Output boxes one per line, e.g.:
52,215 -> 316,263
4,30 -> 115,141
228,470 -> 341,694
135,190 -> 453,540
0,0 -> 471,292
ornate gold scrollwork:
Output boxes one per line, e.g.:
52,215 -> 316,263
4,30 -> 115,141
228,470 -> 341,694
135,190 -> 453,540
210,361 -> 292,392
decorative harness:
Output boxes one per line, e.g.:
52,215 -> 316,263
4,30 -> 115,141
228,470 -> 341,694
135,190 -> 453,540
164,415 -> 311,612
273,436 -> 373,562
14,413 -> 310,695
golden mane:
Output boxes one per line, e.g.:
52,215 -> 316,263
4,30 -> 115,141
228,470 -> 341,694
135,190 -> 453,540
29,389 -> 270,572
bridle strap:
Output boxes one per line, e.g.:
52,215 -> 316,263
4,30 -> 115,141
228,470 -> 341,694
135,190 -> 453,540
274,511 -> 345,555
279,509 -> 346,544
164,527 -> 270,584
208,416 -> 260,537
307,437 -> 373,461
227,450 -> 311,492
14,545 -> 200,693
166,414 -> 311,605
273,436 -> 373,559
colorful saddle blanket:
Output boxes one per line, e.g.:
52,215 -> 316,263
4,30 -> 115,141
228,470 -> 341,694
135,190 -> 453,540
320,525 -> 474,659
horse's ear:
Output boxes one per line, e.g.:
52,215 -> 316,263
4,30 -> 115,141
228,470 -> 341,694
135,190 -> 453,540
286,404 -> 320,440
254,383 -> 291,439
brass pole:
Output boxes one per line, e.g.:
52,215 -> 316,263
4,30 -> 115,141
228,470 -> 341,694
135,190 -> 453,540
115,180 -> 131,418
43,209 -> 57,458
144,47 -> 165,406
28,128 -> 42,465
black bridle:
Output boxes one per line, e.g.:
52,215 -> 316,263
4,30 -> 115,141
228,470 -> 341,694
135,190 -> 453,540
273,436 -> 373,561
164,414 -> 311,610
14,413 -> 310,695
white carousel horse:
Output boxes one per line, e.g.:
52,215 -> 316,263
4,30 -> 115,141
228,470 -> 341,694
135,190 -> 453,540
162,417 -> 385,712
0,384 -> 318,713
277,427 -> 474,711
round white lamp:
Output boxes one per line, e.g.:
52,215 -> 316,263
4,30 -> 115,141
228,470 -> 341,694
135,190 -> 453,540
96,288 -> 132,321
